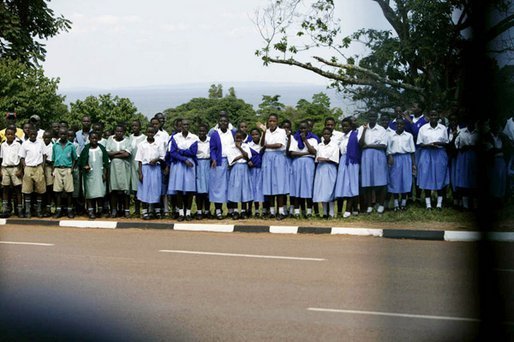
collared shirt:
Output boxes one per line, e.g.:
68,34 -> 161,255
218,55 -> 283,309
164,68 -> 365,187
154,130 -> 170,151
315,140 -> 339,164
417,123 -> 449,145
248,140 -> 262,153
288,137 -> 318,158
455,128 -> 479,149
197,137 -> 210,159
387,131 -> 415,155
217,129 -> 235,157
129,133 -> 147,155
75,129 -> 92,150
362,124 -> 388,146
264,127 -> 287,151
227,143 -> 251,165
0,141 -> 22,166
172,132 -> 199,150
18,139 -> 45,166
43,142 -> 53,162
135,140 -> 165,164
331,130 -> 344,145
0,128 -> 24,143
52,140 -> 77,167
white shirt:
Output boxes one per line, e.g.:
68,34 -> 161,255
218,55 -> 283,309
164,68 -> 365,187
362,124 -> 388,146
315,140 -> 339,164
339,130 -> 363,155
264,127 -> 287,151
87,147 -> 104,170
417,123 -> 449,145
503,117 -> 514,142
248,140 -> 262,153
135,140 -> 165,164
455,128 -> 479,149
217,129 -> 235,157
154,130 -> 170,151
197,137 -> 210,159
227,143 -> 251,165
331,130 -> 344,145
129,133 -> 147,154
0,141 -> 22,166
387,131 -> 415,155
43,142 -> 53,162
172,132 -> 199,150
288,137 -> 318,158
18,139 -> 45,166
37,129 -> 45,141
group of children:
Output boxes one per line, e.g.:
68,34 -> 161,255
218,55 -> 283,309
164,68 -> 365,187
0,106 -> 510,220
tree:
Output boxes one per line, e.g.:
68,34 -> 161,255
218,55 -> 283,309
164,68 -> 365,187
0,0 -> 72,66
65,94 -> 147,132
295,92 -> 342,133
254,0 -> 514,111
0,58 -> 67,127
256,95 -> 286,118
208,84 -> 223,98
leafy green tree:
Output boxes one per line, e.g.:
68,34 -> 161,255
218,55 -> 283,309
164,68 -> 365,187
208,84 -> 223,99
0,58 -> 66,127
294,92 -> 342,133
257,95 -> 286,118
0,0 -> 72,66
255,0 -> 514,111
65,94 -> 147,132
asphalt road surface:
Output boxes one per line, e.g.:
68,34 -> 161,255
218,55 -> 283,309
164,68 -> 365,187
0,225 -> 512,341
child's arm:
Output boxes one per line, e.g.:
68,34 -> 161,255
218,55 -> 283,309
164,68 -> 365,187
138,161 -> 143,182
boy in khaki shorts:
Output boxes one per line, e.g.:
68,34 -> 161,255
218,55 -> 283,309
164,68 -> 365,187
52,127 -> 77,218
0,127 -> 23,217
42,130 -> 55,217
18,127 -> 46,218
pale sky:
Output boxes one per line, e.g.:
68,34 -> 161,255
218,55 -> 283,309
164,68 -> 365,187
42,0 -> 391,90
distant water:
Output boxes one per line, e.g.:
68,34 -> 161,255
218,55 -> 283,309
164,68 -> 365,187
60,82 -> 359,118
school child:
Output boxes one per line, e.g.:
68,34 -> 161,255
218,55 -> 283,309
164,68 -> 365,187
287,121 -> 318,218
408,103 -> 428,204
78,132 -> 109,219
280,119 -> 295,216
22,122 -> 31,142
388,106 -> 413,133
0,127 -> 23,218
67,129 -> 83,215
136,127 -> 165,220
226,130 -> 253,219
359,111 -> 388,214
51,127 -> 77,218
106,125 -> 132,218
259,114 -> 289,220
313,127 -> 339,218
167,119 -> 198,221
51,122 -> 60,143
379,113 -> 390,130
195,124 -> 211,219
248,128 -> 264,217
454,120 -> 478,210
335,118 -> 361,218
325,117 -> 344,145
18,127 -> 46,218
42,130 -> 54,217
483,120 -> 508,202
209,115 -> 234,219
238,121 -> 253,143
151,117 -> 170,219
386,120 -> 416,211
447,112 -> 461,207
416,110 -> 450,210
129,120 -> 146,217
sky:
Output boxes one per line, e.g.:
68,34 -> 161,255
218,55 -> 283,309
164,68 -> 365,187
42,0 -> 391,90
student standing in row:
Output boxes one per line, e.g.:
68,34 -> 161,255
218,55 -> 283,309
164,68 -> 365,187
129,120 -> 146,217
226,130 -> 253,219
248,128 -> 264,217
313,127 -> 339,218
106,125 -> 132,218
195,124 -> 211,220
0,127 -> 23,218
52,127 -> 77,218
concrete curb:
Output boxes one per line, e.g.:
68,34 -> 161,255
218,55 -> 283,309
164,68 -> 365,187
1,218 -> 513,242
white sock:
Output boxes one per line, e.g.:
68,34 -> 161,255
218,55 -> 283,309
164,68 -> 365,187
186,209 -> 191,216
401,199 -> 407,207
306,208 -> 312,214
425,197 -> 431,208
393,199 -> 399,208
294,208 -> 300,214
228,208 -> 234,214
322,203 -> 328,215
289,205 -> 294,214
436,196 -> 443,208
270,207 -> 276,215
329,202 -> 335,217
377,205 -> 384,213
278,207 -> 285,215
216,208 -> 222,215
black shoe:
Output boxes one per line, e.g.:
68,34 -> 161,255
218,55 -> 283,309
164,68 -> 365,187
155,212 -> 162,219
110,210 -> 117,218
240,212 -> 247,219
67,212 -> 75,219
216,213 -> 223,220
25,212 -> 31,219
232,212 -> 240,220
322,214 -> 329,219
400,206 -> 407,211
124,211 -> 130,218
88,212 -> 96,219
143,214 -> 150,220
177,215 -> 184,222
172,212 -> 179,220
254,212 -> 261,219
185,215 -> 192,221
196,213 -> 203,220
277,214 -> 286,220
305,214 -> 312,219
53,210 -> 63,218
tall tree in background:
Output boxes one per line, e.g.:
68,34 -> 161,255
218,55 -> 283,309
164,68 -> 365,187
208,84 -> 223,99
255,0 -> 514,112
0,0 -> 71,66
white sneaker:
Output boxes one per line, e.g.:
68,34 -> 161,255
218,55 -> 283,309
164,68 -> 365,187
377,205 -> 385,214
343,212 -> 351,218
366,207 -> 373,214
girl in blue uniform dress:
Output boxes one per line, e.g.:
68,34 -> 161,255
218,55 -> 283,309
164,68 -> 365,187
167,119 -> 198,221
416,110 -> 449,210
454,120 -> 478,210
334,117 -> 361,218
226,130 -> 253,219
248,128 -> 264,217
195,124 -> 210,219
313,128 -> 340,218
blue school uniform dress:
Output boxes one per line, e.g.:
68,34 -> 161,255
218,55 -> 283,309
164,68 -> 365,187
387,130 -> 415,194
360,124 -> 388,187
248,141 -> 264,203
312,140 -> 339,202
410,115 -> 428,173
262,127 -> 289,195
335,130 -> 361,198
454,127 -> 478,190
209,128 -> 234,203
416,123 -> 450,190
155,129 -> 170,196
196,137 -> 210,194
485,133 -> 507,198
135,140 -> 165,204
167,132 -> 198,193
288,132 -> 318,199
226,143 -> 253,203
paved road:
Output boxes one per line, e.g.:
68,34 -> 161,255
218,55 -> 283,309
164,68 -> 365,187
0,225 -> 512,341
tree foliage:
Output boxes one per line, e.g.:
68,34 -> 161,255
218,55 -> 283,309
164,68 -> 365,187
255,0 -> 514,112
208,83 -> 223,99
65,94 -> 147,132
0,0 -> 72,66
0,58 -> 67,126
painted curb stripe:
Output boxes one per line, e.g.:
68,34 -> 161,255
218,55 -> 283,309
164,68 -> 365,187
116,222 -> 173,229
269,226 -> 299,234
486,232 -> 514,242
233,225 -> 270,233
159,249 -> 325,261
173,224 -> 234,232
6,219 -> 59,226
444,231 -> 482,241
0,241 -> 54,246
331,227 -> 383,237
383,229 -> 444,240
59,220 -> 117,229
0,219 -> 6,225
298,227 -> 332,234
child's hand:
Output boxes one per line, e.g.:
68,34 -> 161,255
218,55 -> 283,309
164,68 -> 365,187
138,171 -> 143,182
185,160 -> 193,168
84,165 -> 91,172
257,122 -> 266,131
387,155 -> 394,166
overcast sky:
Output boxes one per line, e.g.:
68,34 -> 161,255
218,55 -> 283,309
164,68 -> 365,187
42,0 -> 391,90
